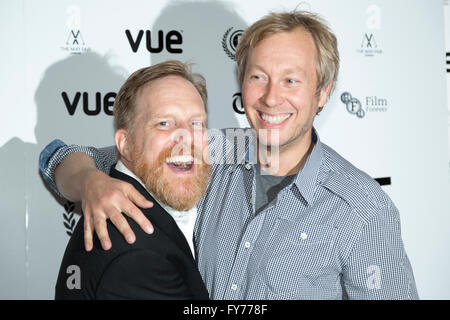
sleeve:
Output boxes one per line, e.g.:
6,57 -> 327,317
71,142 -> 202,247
38,139 -> 117,198
341,201 -> 419,300
96,249 -> 193,300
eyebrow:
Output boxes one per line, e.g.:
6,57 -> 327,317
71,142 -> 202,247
149,113 -> 207,120
250,64 -> 306,77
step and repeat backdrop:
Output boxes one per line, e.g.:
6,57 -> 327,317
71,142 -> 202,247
0,0 -> 449,299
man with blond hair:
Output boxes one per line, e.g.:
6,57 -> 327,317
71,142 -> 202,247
55,60 -> 210,299
42,10 -> 418,299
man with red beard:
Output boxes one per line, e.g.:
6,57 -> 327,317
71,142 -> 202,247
55,60 -> 210,299
44,11 -> 418,299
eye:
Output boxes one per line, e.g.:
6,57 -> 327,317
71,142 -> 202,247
286,79 -> 297,84
157,120 -> 173,129
192,121 -> 203,127
249,74 -> 266,81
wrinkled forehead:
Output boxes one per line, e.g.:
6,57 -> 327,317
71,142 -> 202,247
137,76 -> 207,119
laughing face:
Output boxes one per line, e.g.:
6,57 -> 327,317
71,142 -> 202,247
117,75 -> 210,211
241,28 -> 330,152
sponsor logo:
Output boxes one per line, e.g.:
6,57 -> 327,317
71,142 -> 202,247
374,177 -> 391,186
341,92 -> 365,118
125,30 -> 183,53
341,92 -> 388,118
357,5 -> 382,57
60,5 -> 91,54
357,33 -> 382,57
61,91 -> 116,116
62,201 -> 79,236
222,27 -> 243,60
232,92 -> 245,114
446,52 -> 450,73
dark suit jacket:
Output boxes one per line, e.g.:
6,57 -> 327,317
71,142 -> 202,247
55,166 -> 209,300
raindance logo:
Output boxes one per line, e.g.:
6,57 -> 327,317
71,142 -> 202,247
446,52 -> 450,73
232,92 -> 245,114
341,92 -> 388,118
222,27 -> 243,60
62,201 -> 79,236
357,33 -> 382,57
61,29 -> 91,54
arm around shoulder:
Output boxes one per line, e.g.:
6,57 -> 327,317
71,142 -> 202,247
38,140 -> 117,200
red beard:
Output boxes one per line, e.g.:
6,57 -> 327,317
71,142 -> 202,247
132,144 -> 211,211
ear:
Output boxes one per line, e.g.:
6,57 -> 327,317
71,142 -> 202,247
114,129 -> 133,163
317,81 -> 333,110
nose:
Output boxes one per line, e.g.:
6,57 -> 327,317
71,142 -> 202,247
262,81 -> 284,108
170,125 -> 194,154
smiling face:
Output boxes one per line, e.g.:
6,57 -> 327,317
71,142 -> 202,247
116,75 -> 210,211
242,28 -> 330,151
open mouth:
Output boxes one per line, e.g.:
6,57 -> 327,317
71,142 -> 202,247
165,155 -> 194,173
258,111 -> 292,126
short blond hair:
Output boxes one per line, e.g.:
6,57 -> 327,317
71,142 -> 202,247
235,10 -> 339,96
114,60 -> 207,132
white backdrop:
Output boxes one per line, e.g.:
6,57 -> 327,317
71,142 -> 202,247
0,0 -> 449,299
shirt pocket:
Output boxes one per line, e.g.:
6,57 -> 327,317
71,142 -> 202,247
257,219 -> 338,296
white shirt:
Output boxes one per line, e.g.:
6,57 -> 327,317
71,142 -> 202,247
115,161 -> 197,257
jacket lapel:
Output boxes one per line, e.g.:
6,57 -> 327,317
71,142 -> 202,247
109,166 -> 194,259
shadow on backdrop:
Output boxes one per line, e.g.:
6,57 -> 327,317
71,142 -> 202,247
0,52 -> 126,298
150,0 -> 248,129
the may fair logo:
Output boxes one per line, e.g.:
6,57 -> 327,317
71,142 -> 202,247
60,6 -> 91,54
222,27 -> 243,61
357,5 -> 382,57
341,92 -> 388,119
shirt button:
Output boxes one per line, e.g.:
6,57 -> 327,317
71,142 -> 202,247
300,232 -> 308,240
231,284 -> 238,291
245,163 -> 251,170
244,242 -> 251,249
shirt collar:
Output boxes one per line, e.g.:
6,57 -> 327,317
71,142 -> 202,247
114,160 -> 196,219
236,127 -> 323,206
291,128 -> 324,206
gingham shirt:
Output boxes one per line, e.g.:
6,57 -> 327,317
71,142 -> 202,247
39,128 -> 418,300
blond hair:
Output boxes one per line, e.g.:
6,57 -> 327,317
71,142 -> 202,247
113,60 -> 207,132
235,10 -> 339,96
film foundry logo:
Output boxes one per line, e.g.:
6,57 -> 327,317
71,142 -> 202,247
232,92 -> 245,114
357,5 -> 382,57
222,27 -> 243,60
341,92 -> 388,118
60,6 -> 91,54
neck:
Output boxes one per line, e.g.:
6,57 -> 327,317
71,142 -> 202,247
257,128 -> 314,176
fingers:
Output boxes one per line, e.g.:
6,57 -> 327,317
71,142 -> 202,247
126,186 -> 154,234
83,209 -> 94,252
80,172 -> 156,251
93,213 -> 112,250
109,211 -> 136,244
122,201 -> 154,235
129,189 -> 154,209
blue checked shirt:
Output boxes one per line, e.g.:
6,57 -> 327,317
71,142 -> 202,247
39,128 -> 418,300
